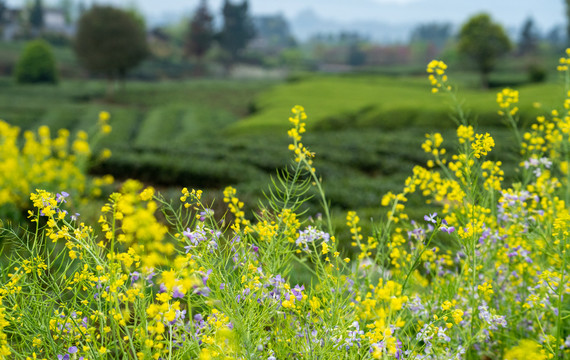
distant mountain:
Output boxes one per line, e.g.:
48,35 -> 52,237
291,9 -> 415,43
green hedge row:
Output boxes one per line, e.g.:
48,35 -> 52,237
92,127 -> 517,210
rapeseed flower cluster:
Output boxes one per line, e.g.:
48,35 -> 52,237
557,48 -> 570,72
471,132 -> 495,158
223,186 -> 250,233
287,105 -> 315,171
497,88 -> 519,116
0,112 -> 113,218
5,54 -> 570,360
426,59 -> 450,93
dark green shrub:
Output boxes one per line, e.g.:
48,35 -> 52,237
41,31 -> 71,47
14,39 -> 58,84
528,63 -> 546,83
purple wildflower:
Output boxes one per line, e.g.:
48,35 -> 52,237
296,226 -> 330,251
292,284 -> 305,301
56,191 -> 69,204
172,286 -> 185,299
478,302 -> 507,330
146,269 -> 156,284
130,271 -> 140,285
424,212 -> 437,223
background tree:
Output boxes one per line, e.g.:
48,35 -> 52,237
74,5 -> 148,94
0,0 -> 6,23
410,22 -> 452,50
252,14 -> 295,50
546,25 -> 565,51
518,17 -> 539,55
29,0 -> 44,32
126,3 -> 146,31
566,0 -> 570,46
77,1 -> 87,18
218,0 -> 255,66
458,13 -> 512,88
0,0 -> 6,37
14,39 -> 58,84
58,0 -> 73,24
409,23 -> 451,64
347,43 -> 366,67
184,0 -> 214,61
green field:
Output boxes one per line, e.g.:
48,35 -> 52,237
230,74 -> 563,134
0,70 -> 566,224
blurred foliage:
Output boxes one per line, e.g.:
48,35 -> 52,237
29,0 -> 44,30
0,60 -> 566,219
518,17 -> 539,56
184,0 -> 215,61
74,5 -> 148,80
14,39 -> 57,84
0,72 -> 536,214
410,22 -> 452,50
458,13 -> 512,87
527,63 -> 547,83
219,0 -> 256,64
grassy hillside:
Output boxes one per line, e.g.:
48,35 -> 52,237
0,72 -> 563,218
0,77 -> 273,132
229,74 -> 564,134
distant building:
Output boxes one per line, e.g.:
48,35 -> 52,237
44,9 -> 67,32
1,8 -> 23,41
147,27 -> 176,59
1,6 -> 74,41
41,8 -> 75,37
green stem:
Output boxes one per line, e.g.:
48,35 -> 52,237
402,225 -> 437,294
308,168 -> 333,236
556,244 -> 567,359
507,113 -> 522,147
565,146 -> 570,207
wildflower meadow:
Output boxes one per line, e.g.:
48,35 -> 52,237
2,50 -> 570,360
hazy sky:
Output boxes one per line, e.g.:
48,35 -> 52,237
6,0 -> 566,31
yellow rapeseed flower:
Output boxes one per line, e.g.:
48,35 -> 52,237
426,60 -> 451,92
497,88 -> 519,116
472,133 -> 495,158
